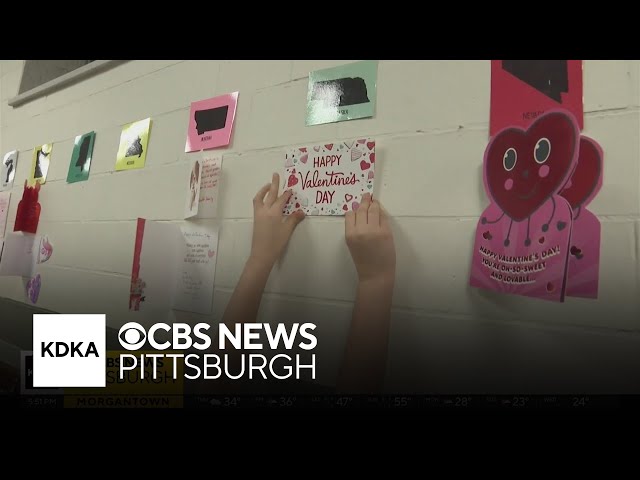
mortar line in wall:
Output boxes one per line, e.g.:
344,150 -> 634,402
9,106 -> 639,162
12,105 -> 191,154
38,263 -> 129,278
28,215 -> 640,224
212,286 -> 640,337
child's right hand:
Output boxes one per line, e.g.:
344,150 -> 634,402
345,193 -> 396,284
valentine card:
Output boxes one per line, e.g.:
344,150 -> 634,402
490,60 -> 583,136
196,155 -> 223,218
283,139 -> 375,216
307,61 -> 378,126
0,232 -> 37,278
559,136 -> 603,299
184,157 -> 203,219
172,223 -> 219,315
0,192 -> 10,240
29,143 -> 52,185
185,92 -> 238,152
67,131 -> 95,183
470,110 -> 580,302
116,118 -> 151,171
1,150 -> 18,191
129,219 -> 219,315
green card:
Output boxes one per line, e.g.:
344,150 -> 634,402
67,131 -> 95,183
306,60 -> 378,126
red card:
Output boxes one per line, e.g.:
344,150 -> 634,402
490,60 -> 583,136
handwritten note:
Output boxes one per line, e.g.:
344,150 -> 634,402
0,192 -> 10,240
173,224 -> 219,315
196,155 -> 223,218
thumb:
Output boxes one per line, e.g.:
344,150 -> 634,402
286,209 -> 306,232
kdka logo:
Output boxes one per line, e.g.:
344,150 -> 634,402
33,314 -> 106,387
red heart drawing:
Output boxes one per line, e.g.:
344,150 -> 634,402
342,204 -> 348,211
360,160 -> 370,171
299,148 -> 307,153
313,145 -> 320,152
367,171 -> 374,180
345,194 -> 353,202
357,139 -> 366,144
287,174 -> 298,187
559,136 -> 603,210
485,111 -> 578,222
295,203 -> 300,208
325,144 -> 333,150
369,153 -> 375,163
366,141 -> 375,150
300,154 -> 308,164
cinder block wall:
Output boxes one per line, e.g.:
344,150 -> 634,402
0,60 -> 639,393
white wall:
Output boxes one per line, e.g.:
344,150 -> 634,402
1,60 -> 639,393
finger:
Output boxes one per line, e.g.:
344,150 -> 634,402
355,193 -> 372,228
253,182 -> 271,207
345,210 -> 356,238
368,199 -> 381,227
264,173 -> 280,206
275,189 -> 294,210
285,209 -> 306,232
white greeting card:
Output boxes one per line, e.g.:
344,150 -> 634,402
129,219 -> 219,315
185,157 -> 203,219
283,138 -> 375,215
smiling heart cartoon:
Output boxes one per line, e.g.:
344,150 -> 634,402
470,110 -> 580,303
484,110 -> 579,223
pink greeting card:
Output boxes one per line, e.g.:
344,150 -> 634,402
283,139 -> 375,216
559,136 -> 603,299
185,92 -> 238,152
490,60 -> 583,136
470,110 -> 580,302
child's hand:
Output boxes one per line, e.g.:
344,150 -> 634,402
345,193 -> 396,284
250,173 -> 305,268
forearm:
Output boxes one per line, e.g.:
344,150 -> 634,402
338,275 -> 395,394
203,257 -> 273,394
221,257 -> 273,327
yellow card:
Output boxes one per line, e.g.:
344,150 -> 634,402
29,143 -> 53,186
115,118 -> 152,171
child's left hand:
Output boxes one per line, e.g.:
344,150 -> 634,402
249,173 -> 305,268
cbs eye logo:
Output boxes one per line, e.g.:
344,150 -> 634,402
118,322 -> 147,351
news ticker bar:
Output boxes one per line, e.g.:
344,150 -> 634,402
8,394 -> 637,410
